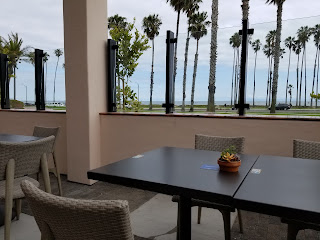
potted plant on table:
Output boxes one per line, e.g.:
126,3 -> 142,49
218,146 -> 241,172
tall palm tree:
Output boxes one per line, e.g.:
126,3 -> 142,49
2,33 -> 29,100
311,24 -> 320,107
108,14 -> 127,29
284,36 -> 295,104
142,14 -> 162,110
181,0 -> 202,112
189,12 -> 210,112
167,0 -> 186,107
53,49 -> 63,102
229,33 -> 241,105
266,0 -> 286,113
207,0 -> 218,112
251,39 -> 261,107
292,39 -> 302,106
297,26 -> 311,106
316,43 -> 320,108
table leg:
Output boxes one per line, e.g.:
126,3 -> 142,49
178,196 -> 192,240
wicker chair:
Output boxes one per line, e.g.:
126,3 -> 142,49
21,180 -> 134,240
0,136 -> 55,240
33,126 -> 62,196
172,134 -> 245,240
282,139 -> 320,240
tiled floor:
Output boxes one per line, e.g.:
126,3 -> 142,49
1,174 -> 319,240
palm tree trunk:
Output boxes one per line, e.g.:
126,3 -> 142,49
316,50 -> 320,108
285,49 -> 292,104
149,39 -> 155,110
253,51 -> 257,106
270,2 -> 283,113
269,58 -> 273,106
208,0 -> 218,112
266,56 -> 271,106
182,30 -> 190,112
304,46 -> 307,107
311,46 -> 319,107
172,10 -> 181,108
296,53 -> 300,106
190,40 -> 199,112
45,62 -> 48,102
299,48 -> 305,106
14,67 -> 16,100
231,48 -> 236,105
235,48 -> 240,104
54,57 -> 60,102
122,79 -> 125,110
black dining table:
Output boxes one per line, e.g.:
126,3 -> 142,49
0,133 -> 42,227
88,147 -> 259,240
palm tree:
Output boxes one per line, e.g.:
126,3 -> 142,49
108,14 -> 127,29
311,24 -> 320,107
297,26 -> 312,106
181,0 -> 202,112
53,49 -> 63,102
2,33 -> 29,100
288,84 -> 293,106
251,39 -> 261,107
266,0 -> 286,113
284,36 -> 294,104
229,33 -> 241,105
189,12 -> 210,112
207,0 -> 218,112
292,39 -> 302,106
142,14 -> 162,110
167,0 -> 186,106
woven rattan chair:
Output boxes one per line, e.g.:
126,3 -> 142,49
33,126 -> 62,196
0,136 -> 55,240
21,180 -> 134,240
282,139 -> 320,240
172,134 -> 245,240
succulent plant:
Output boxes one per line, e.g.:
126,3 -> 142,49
219,146 -> 240,162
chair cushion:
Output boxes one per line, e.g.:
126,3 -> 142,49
0,176 -> 40,200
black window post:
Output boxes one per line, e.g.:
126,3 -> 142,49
107,39 -> 118,112
236,20 -> 254,116
162,30 -> 176,114
0,54 -> 10,109
35,49 -> 45,110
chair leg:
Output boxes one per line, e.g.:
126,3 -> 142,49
52,152 -> 63,196
237,208 -> 244,233
15,199 -> 22,220
287,224 -> 300,240
5,159 -> 15,240
176,201 -> 180,240
220,210 -> 231,240
197,206 -> 202,224
41,153 -> 52,194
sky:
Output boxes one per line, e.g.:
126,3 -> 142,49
0,0 -> 320,104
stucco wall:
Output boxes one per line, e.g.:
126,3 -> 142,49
100,114 -> 320,166
0,111 -> 67,174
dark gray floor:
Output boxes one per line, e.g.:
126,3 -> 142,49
22,174 -> 320,240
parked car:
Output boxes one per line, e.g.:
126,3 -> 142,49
268,103 -> 291,110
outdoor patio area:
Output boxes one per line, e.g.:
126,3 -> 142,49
0,175 -> 313,240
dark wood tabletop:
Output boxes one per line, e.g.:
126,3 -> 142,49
234,155 -> 320,224
0,134 -> 42,142
88,147 -> 258,205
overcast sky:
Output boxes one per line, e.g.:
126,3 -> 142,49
1,0 -> 320,103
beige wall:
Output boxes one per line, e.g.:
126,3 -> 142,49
0,111 -> 67,174
100,115 -> 320,165
64,0 -> 107,184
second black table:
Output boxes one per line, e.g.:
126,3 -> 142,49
88,147 -> 258,240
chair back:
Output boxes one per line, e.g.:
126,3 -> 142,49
33,126 -> 60,150
195,134 -> 245,154
293,139 -> 320,160
0,136 -> 55,180
21,180 -> 134,240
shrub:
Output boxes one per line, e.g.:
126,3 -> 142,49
10,100 -> 25,109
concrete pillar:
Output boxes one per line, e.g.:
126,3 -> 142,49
63,0 -> 107,184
